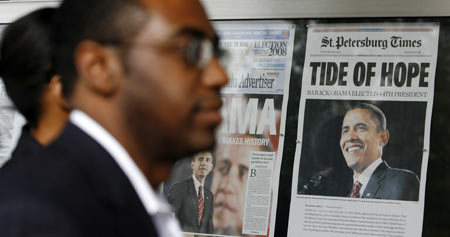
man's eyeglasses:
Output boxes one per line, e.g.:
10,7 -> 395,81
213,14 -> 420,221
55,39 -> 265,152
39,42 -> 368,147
180,38 -> 229,69
102,37 -> 229,70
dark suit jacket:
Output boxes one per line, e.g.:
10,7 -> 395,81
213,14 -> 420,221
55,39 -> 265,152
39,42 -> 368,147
361,161 -> 420,201
0,122 -> 158,236
167,177 -> 214,233
0,126 -> 41,169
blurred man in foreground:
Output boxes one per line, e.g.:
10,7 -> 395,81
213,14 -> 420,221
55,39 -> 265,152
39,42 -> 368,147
0,0 -> 228,236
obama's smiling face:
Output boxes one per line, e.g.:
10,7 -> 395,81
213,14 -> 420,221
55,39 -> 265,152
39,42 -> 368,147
340,108 -> 389,177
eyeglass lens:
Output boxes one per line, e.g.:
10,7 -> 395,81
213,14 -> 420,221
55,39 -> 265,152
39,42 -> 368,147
185,38 -> 229,69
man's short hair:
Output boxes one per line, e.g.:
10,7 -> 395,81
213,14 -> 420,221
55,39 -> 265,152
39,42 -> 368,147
192,153 -> 201,162
192,152 -> 211,161
347,103 -> 387,132
54,0 -> 149,98
0,8 -> 55,127
192,151 -> 216,168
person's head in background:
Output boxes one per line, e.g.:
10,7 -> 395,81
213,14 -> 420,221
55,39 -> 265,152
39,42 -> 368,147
192,151 -> 213,184
0,8 -> 69,145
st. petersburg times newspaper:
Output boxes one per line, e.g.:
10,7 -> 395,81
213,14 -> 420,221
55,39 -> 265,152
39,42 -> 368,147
288,23 -> 439,237
163,21 -> 295,237
0,25 -> 27,168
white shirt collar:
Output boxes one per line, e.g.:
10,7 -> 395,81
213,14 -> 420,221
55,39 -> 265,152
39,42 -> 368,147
70,110 -> 170,215
354,157 -> 383,196
192,175 -> 203,197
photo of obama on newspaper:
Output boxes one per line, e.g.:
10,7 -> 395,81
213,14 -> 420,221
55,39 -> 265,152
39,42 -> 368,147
297,100 -> 424,202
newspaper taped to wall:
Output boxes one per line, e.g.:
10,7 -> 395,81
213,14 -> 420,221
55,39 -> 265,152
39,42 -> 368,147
288,23 -> 439,237
163,21 -> 295,237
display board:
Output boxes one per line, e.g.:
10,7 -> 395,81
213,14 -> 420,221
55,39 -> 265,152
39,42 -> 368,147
163,18 -> 450,237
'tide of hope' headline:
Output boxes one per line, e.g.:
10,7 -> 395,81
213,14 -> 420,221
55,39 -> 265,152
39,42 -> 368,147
309,62 -> 430,87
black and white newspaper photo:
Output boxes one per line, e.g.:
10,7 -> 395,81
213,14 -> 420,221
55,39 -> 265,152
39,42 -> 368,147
288,23 -> 439,237
162,21 -> 295,237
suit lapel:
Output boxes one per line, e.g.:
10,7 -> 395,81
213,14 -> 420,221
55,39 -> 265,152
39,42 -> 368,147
53,122 -> 158,235
201,190 -> 212,228
362,161 -> 388,199
56,123 -> 138,206
187,178 -> 199,226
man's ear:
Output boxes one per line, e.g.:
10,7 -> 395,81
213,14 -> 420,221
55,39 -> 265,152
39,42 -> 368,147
74,40 -> 123,96
380,129 -> 390,147
48,75 -> 70,110
48,75 -> 62,96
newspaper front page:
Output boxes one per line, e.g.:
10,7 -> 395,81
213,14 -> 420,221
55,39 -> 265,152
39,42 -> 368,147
163,21 -> 295,237
288,23 -> 439,237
